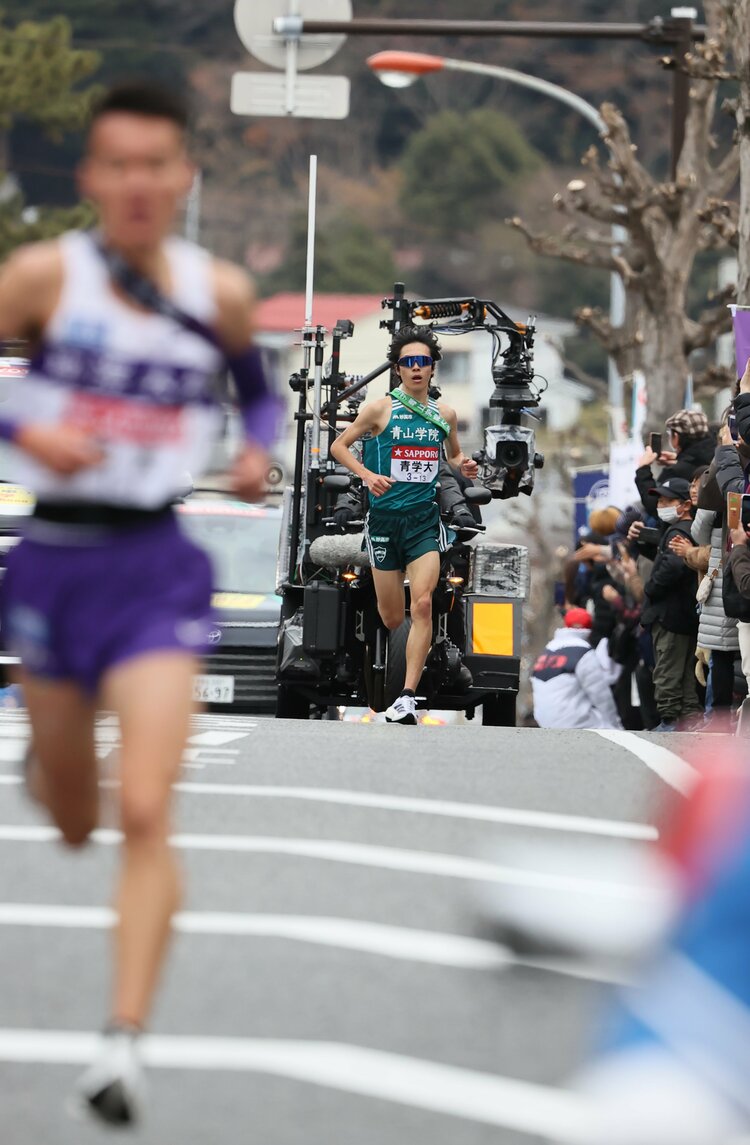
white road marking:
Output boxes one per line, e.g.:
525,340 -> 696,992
167,783 -> 657,840
0,825 -> 654,896
591,729 -> 699,796
0,775 -> 656,841
0,740 -> 25,762
0,1029 -> 594,1138
187,730 -> 252,747
0,902 -> 623,983
0,903 -> 585,983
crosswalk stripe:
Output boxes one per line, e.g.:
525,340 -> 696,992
0,825 -> 657,897
0,902 -> 623,983
0,1029 -> 594,1138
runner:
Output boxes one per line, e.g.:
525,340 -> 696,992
330,325 -> 478,723
0,82 -> 278,1125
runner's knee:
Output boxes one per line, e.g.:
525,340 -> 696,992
58,811 -> 97,849
120,790 -> 170,843
410,592 -> 432,624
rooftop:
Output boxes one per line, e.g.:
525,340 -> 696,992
256,293 -> 384,333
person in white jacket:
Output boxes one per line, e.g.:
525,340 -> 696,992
532,608 -> 624,729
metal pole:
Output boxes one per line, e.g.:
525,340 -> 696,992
274,17 -> 706,41
284,0 -> 300,114
304,154 -> 317,328
669,10 -> 696,179
184,169 -> 202,244
441,60 -> 626,433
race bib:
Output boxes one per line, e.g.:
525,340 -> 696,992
66,392 -> 185,445
391,445 -> 440,483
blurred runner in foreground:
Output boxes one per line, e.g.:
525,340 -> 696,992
482,747 -> 750,1144
0,82 -> 278,1126
573,748 -> 750,1145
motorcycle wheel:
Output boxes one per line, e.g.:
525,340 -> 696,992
276,685 -> 311,720
364,619 -> 411,712
481,692 -> 516,727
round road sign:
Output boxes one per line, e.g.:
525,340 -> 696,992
234,0 -> 352,72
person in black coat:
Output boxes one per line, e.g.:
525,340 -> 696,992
640,476 -> 702,731
636,409 -> 715,519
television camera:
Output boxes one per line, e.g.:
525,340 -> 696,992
274,283 -> 541,721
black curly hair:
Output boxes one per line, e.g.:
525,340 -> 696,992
387,324 -> 442,367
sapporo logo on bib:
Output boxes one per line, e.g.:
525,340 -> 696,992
391,445 -> 440,483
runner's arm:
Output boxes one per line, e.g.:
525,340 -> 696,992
330,401 -> 394,497
440,404 -> 478,479
213,261 -> 282,452
0,243 -> 105,473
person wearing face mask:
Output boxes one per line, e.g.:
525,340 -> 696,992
640,477 -> 702,731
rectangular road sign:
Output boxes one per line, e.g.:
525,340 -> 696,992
231,72 -> 350,119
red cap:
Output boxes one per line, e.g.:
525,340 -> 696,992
564,607 -> 593,629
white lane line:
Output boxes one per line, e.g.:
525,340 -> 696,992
0,903 -> 623,983
187,731 -> 252,747
168,784 -> 657,840
0,1029 -> 593,1139
591,729 -> 699,797
0,775 -> 656,841
0,826 -> 653,897
0,740 -> 25,762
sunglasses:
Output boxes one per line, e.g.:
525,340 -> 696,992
397,355 -> 433,369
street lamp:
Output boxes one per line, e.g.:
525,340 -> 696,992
368,50 -> 628,438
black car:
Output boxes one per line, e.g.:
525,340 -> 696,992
177,497 -> 282,714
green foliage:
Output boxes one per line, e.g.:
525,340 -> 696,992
0,186 -> 94,262
0,14 -> 100,256
398,108 -> 543,233
263,213 -> 396,296
0,15 -> 100,137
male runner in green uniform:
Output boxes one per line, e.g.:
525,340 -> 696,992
330,326 -> 478,723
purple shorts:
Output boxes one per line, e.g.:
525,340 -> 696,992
0,515 -> 214,694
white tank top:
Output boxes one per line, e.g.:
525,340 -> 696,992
8,231 -> 225,508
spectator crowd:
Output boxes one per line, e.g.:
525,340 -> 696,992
531,363 -> 750,733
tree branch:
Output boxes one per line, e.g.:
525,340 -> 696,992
506,215 -> 638,280
544,335 -> 609,399
683,284 -> 736,354
696,197 -> 739,249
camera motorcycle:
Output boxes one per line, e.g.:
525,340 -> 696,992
274,284 -> 540,722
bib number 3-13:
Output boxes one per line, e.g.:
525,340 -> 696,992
390,445 -> 440,483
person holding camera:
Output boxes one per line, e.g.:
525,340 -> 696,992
640,477 -> 702,731
712,375 -> 750,694
636,411 -> 714,520
669,460 -> 738,727
330,325 -> 478,724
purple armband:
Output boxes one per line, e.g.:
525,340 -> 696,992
0,418 -> 18,443
228,346 -> 283,451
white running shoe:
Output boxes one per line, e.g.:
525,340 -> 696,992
72,1025 -> 145,1127
385,693 -> 417,724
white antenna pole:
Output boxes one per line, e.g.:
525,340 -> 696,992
305,154 -> 318,327
185,169 -> 202,244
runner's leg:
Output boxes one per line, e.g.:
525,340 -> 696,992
371,568 -> 406,630
20,671 -> 98,846
100,649 -> 196,1028
403,551 -> 440,692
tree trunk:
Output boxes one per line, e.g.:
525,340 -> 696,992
638,306 -> 691,429
728,2 -> 750,305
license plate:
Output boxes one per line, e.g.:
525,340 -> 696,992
193,675 -> 235,704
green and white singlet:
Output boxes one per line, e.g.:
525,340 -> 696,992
362,389 -> 449,512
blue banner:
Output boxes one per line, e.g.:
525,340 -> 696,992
572,467 -> 609,540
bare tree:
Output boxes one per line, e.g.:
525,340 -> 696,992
509,2 -> 739,427
722,0 -> 750,305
